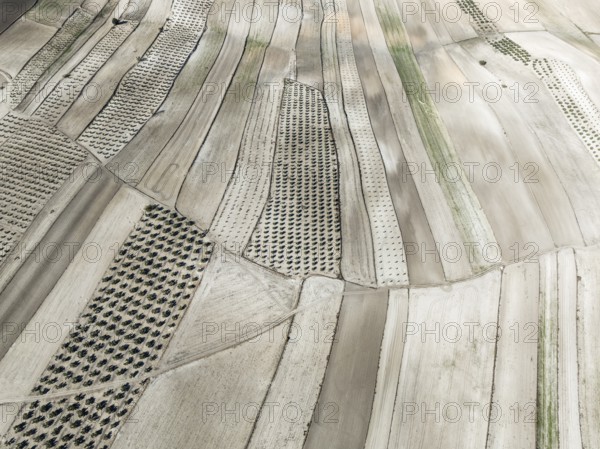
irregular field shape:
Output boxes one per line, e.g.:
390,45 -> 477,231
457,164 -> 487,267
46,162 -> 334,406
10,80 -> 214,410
77,0 -> 213,159
389,271 -> 501,448
9,8 -> 95,107
0,186 -> 150,434
246,277 -> 344,449
109,240 -> 300,449
0,115 -> 87,266
336,0 -> 408,286
176,0 -> 279,229
347,0 -> 444,285
244,80 -> 342,278
56,0 -> 172,138
111,0 -> 233,181
2,204 -> 213,449
138,0 -> 254,205
0,0 -> 600,448
209,0 -> 301,248
374,0 -> 498,272
33,21 -> 138,124
318,0 -> 376,286
358,0 -> 470,282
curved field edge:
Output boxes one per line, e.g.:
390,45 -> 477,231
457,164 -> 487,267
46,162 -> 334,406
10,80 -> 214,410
372,0 -> 497,272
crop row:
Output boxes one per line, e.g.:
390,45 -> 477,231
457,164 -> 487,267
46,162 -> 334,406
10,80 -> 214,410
77,0 -> 214,159
456,0 -> 531,64
533,59 -> 600,163
245,80 -> 342,278
10,8 -> 95,107
336,0 -> 408,285
33,21 -> 138,124
0,115 -> 87,265
3,204 -> 213,449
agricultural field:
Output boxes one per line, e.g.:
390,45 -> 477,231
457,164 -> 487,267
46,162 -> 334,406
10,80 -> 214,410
0,0 -> 599,447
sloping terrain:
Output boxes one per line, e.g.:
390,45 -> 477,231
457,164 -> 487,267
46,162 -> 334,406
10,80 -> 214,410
0,0 -> 599,448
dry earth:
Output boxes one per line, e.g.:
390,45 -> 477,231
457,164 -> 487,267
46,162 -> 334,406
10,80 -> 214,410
0,0 -> 599,448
